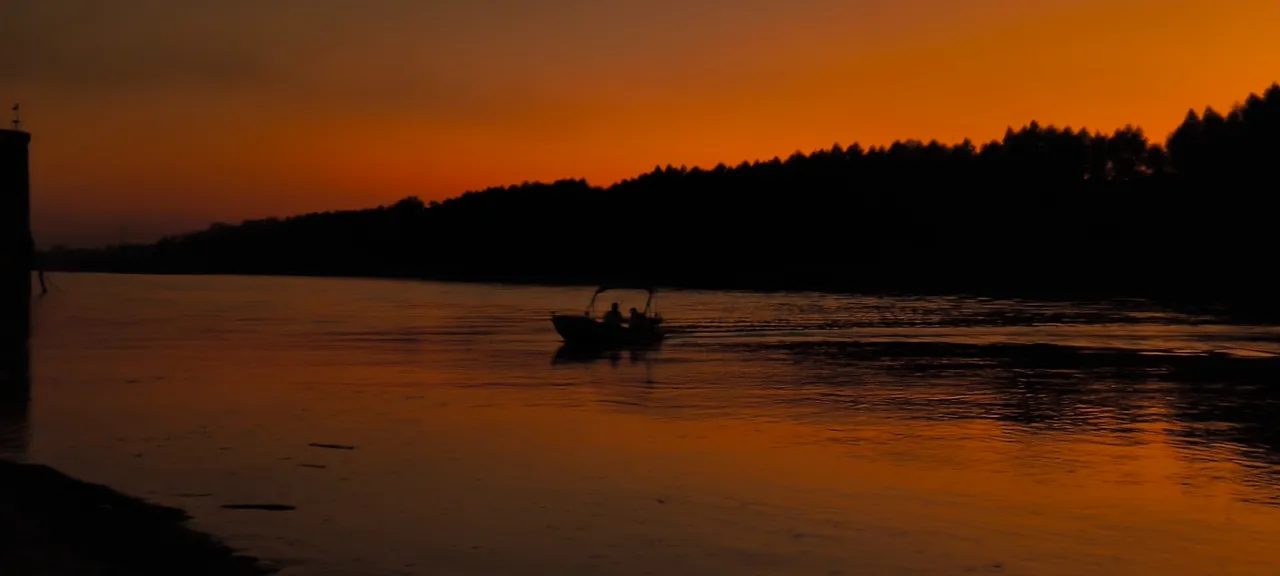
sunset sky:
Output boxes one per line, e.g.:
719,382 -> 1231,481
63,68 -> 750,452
3,0 -> 1278,247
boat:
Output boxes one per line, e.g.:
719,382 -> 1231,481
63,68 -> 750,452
551,285 -> 666,349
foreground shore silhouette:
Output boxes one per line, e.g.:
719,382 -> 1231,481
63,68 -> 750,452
44,83 -> 1280,315
0,461 -> 272,575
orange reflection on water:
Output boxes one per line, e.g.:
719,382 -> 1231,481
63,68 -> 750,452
24,273 -> 1280,575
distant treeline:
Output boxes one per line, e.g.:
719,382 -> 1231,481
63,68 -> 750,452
45,83 -> 1280,312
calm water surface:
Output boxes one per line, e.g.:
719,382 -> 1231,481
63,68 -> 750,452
8,273 -> 1280,575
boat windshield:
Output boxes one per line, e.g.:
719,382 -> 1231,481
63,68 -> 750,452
588,286 -> 657,317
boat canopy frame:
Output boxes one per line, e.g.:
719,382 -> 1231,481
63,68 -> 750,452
586,285 -> 657,317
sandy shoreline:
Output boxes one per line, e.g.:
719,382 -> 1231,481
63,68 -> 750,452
0,461 -> 273,576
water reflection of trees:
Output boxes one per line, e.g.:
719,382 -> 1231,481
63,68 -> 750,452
759,340 -> 1280,503
537,333 -> 1280,503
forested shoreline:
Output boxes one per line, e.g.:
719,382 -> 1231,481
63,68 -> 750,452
44,83 -> 1280,315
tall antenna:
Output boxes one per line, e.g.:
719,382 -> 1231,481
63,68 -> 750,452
10,104 -> 19,131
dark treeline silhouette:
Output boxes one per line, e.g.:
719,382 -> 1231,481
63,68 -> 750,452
45,83 -> 1280,313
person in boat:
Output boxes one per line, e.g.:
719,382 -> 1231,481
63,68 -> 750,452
603,302 -> 625,326
628,307 -> 648,330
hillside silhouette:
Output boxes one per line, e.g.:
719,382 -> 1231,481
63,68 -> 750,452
44,83 -> 1280,312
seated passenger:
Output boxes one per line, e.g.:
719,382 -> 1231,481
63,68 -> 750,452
603,302 -> 624,326
629,307 -> 648,329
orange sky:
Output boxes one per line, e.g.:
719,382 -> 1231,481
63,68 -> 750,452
3,0 -> 1278,247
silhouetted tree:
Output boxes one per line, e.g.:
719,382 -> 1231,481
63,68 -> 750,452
42,83 -> 1280,316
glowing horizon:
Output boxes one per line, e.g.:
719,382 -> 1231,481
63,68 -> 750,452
3,0 -> 1279,247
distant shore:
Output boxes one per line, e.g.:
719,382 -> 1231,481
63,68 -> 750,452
33,82 -> 1280,324
0,460 -> 272,576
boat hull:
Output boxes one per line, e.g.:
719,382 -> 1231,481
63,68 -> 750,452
551,314 -> 665,349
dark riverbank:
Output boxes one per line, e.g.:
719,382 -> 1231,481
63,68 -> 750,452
0,461 -> 272,576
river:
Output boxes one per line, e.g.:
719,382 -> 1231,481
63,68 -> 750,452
7,272 -> 1280,575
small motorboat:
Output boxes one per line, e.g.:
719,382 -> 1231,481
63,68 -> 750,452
551,285 -> 666,349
